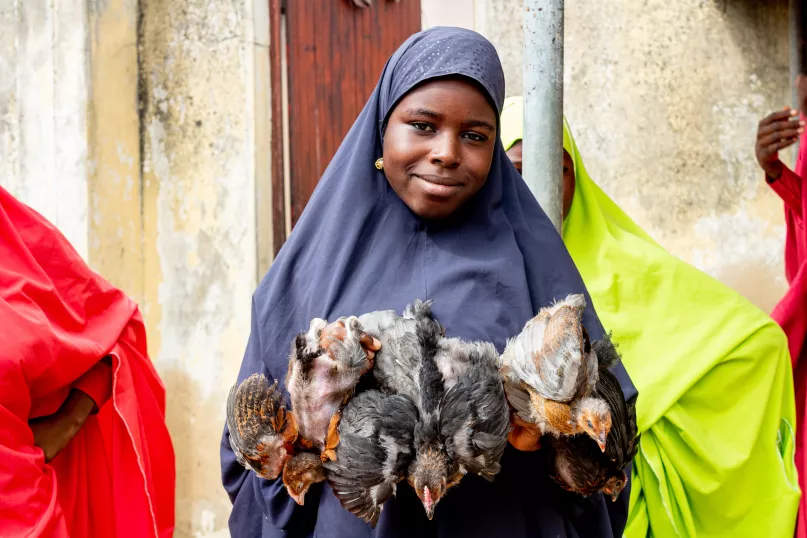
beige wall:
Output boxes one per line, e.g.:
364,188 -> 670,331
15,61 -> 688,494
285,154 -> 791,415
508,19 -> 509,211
0,1 -> 796,537
430,0 -> 793,314
1,1 -> 267,536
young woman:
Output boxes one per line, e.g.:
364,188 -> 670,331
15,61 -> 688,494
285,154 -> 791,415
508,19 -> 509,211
221,27 -> 635,538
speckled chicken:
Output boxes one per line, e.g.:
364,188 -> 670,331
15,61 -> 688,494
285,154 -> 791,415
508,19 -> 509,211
548,335 -> 640,501
364,300 -> 510,520
500,294 -> 611,451
226,373 -> 298,481
226,372 -> 326,505
323,390 -> 419,527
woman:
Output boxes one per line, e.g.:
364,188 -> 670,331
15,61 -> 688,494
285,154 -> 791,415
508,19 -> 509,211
502,96 -> 800,537
0,185 -> 175,537
756,87 -> 807,538
221,27 -> 635,538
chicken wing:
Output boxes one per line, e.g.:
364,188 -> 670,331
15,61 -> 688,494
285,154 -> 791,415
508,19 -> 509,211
324,390 -> 419,527
226,373 -> 297,480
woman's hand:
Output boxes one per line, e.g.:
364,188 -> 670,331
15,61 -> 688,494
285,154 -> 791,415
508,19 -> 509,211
29,390 -> 95,462
319,319 -> 382,361
756,108 -> 804,180
508,414 -> 542,452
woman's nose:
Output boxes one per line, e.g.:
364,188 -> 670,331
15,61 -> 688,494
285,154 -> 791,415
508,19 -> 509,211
429,133 -> 460,168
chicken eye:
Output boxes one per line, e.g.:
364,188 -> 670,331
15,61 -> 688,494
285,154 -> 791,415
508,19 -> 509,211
587,420 -> 593,428
297,482 -> 303,490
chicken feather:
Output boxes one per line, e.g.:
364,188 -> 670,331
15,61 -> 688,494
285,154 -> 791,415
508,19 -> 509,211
324,390 -> 419,527
226,373 -> 297,481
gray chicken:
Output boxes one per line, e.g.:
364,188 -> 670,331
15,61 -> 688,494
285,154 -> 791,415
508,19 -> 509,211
363,300 -> 510,520
548,334 -> 640,501
323,390 -> 419,527
500,294 -> 611,451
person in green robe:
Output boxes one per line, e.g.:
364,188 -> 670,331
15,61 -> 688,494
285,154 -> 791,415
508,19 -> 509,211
501,96 -> 800,537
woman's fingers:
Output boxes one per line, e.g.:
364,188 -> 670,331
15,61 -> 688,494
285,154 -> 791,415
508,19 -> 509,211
759,108 -> 798,128
769,136 -> 800,153
758,129 -> 802,148
758,120 -> 803,138
360,333 -> 382,351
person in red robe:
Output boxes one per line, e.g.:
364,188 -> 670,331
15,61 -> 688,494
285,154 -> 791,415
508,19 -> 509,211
0,185 -> 175,537
756,75 -> 807,538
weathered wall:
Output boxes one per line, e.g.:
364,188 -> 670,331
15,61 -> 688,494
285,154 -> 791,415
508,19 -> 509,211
1,0 -> 267,536
432,0 -> 793,313
138,0 -> 262,535
1,0 -> 90,257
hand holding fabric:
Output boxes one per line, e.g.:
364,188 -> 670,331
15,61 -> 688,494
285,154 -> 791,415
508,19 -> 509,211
29,390 -> 95,463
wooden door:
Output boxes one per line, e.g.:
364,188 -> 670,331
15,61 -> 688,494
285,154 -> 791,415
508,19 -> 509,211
269,0 -> 421,256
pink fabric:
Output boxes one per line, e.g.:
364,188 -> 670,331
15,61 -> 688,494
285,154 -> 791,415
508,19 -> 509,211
768,123 -> 807,538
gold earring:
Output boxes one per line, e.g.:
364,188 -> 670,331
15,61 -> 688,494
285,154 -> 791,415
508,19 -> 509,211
374,158 -> 384,170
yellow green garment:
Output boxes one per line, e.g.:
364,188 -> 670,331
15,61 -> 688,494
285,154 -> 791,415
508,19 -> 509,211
501,96 -> 800,537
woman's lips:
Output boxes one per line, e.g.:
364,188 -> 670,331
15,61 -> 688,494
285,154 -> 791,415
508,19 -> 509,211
413,174 -> 463,197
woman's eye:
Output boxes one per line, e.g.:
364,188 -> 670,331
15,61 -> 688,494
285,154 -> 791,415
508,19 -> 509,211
411,122 -> 434,132
463,132 -> 487,142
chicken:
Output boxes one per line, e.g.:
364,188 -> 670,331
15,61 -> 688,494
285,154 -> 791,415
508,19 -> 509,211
500,294 -> 611,451
285,316 -> 378,450
226,373 -> 298,481
548,335 -> 640,501
365,300 -> 509,520
323,390 -> 419,527
282,452 -> 327,505
438,340 -> 510,481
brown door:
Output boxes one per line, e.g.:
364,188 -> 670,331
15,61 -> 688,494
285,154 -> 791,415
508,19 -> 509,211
269,0 -> 421,256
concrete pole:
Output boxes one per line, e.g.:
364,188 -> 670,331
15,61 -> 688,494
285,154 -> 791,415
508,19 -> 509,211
522,0 -> 564,231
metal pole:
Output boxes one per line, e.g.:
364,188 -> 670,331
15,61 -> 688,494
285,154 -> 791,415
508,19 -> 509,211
523,0 -> 564,232
790,0 -> 805,110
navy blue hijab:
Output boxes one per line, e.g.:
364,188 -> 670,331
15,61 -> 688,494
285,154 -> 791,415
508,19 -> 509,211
222,26 -> 636,538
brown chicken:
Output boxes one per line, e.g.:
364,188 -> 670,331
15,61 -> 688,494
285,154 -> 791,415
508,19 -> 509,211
282,452 -> 327,505
548,335 -> 640,501
500,294 -> 612,451
226,373 -> 298,480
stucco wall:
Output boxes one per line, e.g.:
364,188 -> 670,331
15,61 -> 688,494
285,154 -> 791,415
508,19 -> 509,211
138,0 -> 261,535
1,1 -> 266,536
428,0 -> 793,313
1,1 -> 796,537
1,0 -> 90,257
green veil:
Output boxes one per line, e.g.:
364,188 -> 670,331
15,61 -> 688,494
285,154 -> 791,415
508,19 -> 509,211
501,96 -> 800,537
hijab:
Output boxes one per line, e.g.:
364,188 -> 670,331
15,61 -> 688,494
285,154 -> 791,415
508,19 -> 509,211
501,96 -> 800,536
222,28 -> 635,538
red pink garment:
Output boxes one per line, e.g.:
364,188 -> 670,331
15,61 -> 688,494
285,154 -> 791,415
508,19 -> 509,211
0,185 -> 175,537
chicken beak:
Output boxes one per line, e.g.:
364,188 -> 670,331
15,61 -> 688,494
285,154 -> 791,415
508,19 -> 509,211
423,486 -> 435,520
597,436 -> 607,452
289,491 -> 305,506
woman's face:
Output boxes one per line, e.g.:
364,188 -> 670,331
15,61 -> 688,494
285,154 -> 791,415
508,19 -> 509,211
505,141 -> 576,219
382,78 -> 497,220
